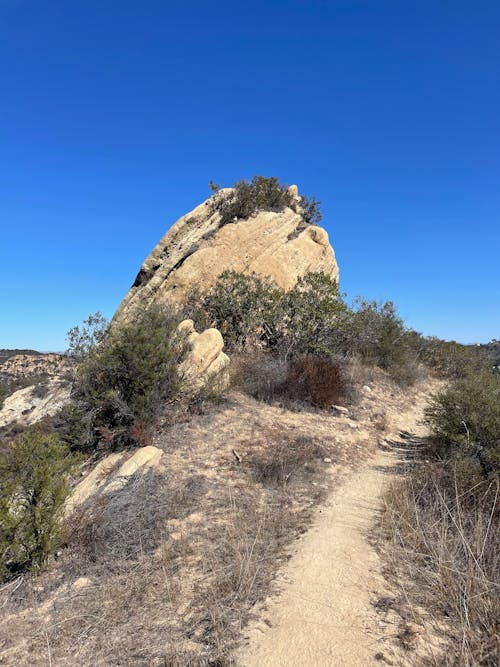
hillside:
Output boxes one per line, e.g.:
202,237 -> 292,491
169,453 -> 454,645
0,372 -> 440,665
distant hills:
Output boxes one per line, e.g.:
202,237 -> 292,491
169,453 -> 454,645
480,340 -> 500,366
0,349 -> 43,364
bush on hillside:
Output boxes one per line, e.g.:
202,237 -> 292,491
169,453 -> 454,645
424,371 -> 500,474
183,270 -> 284,351
185,270 -> 345,358
0,427 -> 77,581
405,332 -> 495,379
343,298 -> 408,368
284,356 -> 348,408
61,306 -> 187,452
272,272 -> 347,358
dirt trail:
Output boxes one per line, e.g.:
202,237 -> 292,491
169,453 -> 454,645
237,389 -> 433,667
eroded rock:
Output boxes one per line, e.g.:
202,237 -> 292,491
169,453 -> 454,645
113,187 -> 339,325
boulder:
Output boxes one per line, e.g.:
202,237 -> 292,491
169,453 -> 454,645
65,446 -> 163,516
178,319 -> 230,389
113,187 -> 339,325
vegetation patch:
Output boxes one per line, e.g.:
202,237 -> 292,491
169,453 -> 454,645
0,426 -> 77,581
208,175 -> 322,227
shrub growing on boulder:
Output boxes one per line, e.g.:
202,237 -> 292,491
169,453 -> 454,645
209,175 -> 323,227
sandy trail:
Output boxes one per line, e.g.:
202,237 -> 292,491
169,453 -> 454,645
237,391 -> 432,667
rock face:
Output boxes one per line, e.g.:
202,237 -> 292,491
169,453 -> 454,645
177,319 -> 230,389
0,379 -> 72,429
113,187 -> 339,325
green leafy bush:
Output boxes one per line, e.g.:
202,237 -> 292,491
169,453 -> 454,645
273,272 -> 346,358
405,332 -> 494,379
210,176 -> 295,227
184,270 -> 284,351
299,194 -> 323,225
424,372 -> 500,473
0,427 -> 76,580
343,298 -> 408,368
66,311 -> 109,361
185,270 -> 344,358
62,306 -> 186,452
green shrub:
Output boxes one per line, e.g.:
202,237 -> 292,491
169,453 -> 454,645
299,194 -> 323,225
184,270 -> 284,351
66,311 -> 109,361
0,427 -> 77,580
273,272 -> 346,358
341,298 -> 408,368
210,176 -> 295,227
405,333 -> 495,379
424,371 -> 500,473
185,270 -> 344,358
63,306 -> 186,452
209,175 -> 323,228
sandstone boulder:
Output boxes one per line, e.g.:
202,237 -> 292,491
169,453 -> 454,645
178,319 -> 230,389
113,187 -> 339,325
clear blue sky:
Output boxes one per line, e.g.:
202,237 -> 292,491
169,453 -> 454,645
1,1 -> 499,350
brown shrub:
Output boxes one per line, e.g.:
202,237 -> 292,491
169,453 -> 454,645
285,356 -> 347,408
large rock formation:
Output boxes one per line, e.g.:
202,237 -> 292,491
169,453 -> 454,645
113,187 -> 339,325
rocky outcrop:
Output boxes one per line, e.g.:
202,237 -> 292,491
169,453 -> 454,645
0,379 -> 72,429
113,187 -> 339,325
64,445 -> 163,516
0,353 -> 73,381
178,319 -> 230,389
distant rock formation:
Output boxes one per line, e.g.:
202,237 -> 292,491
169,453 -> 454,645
113,186 -> 339,325
0,379 -> 71,429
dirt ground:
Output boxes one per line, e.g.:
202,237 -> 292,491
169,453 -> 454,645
236,387 -> 442,667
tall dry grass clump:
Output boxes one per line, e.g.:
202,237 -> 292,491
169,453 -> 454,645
380,460 -> 499,665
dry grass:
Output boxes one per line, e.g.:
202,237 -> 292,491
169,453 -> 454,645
0,376 -> 433,665
0,420 -> 330,665
379,462 -> 500,666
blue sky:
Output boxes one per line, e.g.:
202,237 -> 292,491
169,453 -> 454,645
1,1 -> 499,350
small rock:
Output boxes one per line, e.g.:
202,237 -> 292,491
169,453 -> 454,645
331,404 -> 349,415
72,577 -> 92,591
362,385 -> 372,393
323,457 -> 332,463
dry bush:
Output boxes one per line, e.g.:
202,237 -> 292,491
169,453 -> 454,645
249,435 -> 322,487
284,356 -> 348,408
234,352 -> 357,411
231,352 -> 288,403
379,463 -> 499,666
386,358 -> 424,387
67,469 -> 206,569
188,487 -> 312,661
